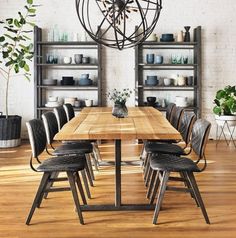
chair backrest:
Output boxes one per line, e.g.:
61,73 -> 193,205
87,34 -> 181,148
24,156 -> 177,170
179,112 -> 196,144
166,103 -> 176,122
191,119 -> 211,159
53,106 -> 68,130
63,103 -> 75,121
42,112 -> 58,145
26,119 -> 46,158
170,107 -> 185,130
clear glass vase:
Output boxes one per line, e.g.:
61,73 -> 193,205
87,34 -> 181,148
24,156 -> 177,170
112,102 -> 128,118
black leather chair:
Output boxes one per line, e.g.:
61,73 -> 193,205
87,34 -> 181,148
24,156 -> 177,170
54,105 -> 100,171
139,104 -> 180,161
149,119 -> 211,225
169,106 -> 185,130
26,119 -> 86,225
53,105 -> 68,130
166,103 -> 176,122
143,112 -> 196,188
63,103 -> 75,121
42,111 -> 95,194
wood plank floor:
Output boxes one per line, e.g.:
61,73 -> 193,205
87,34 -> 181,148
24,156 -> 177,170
0,140 -> 236,238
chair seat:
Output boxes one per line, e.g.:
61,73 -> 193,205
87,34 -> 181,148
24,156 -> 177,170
37,155 -> 86,172
145,141 -> 184,155
62,139 -> 97,144
150,154 -> 200,172
53,141 -> 93,156
147,139 -> 180,144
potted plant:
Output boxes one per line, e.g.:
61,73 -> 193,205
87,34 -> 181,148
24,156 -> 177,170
107,88 -> 133,118
0,0 -> 38,147
213,85 -> 236,127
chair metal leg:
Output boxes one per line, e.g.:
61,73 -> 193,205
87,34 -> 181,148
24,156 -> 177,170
93,142 -> 102,163
186,172 -> 210,224
143,153 -> 149,174
146,170 -> 157,199
152,171 -> 170,225
139,141 -> 145,161
93,142 -> 102,161
26,172 -> 51,225
180,171 -> 199,207
43,171 -> 59,199
85,161 -> 94,187
143,154 -> 151,181
86,154 -> 95,180
75,172 -> 87,205
145,166 -> 152,187
149,171 -> 160,204
80,170 -> 91,199
67,171 -> 84,225
91,152 -> 99,171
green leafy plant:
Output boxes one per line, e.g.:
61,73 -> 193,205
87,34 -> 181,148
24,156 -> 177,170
0,0 -> 38,118
213,85 -> 236,116
107,88 -> 133,104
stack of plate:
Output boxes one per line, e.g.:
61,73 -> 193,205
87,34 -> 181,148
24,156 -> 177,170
64,97 -> 76,106
42,79 -> 57,86
175,96 -> 188,107
45,96 -> 61,107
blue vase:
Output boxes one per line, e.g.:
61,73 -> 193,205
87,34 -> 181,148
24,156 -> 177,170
146,54 -> 155,64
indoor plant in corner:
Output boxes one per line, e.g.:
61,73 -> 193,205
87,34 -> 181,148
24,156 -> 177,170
0,0 -> 38,147
213,85 -> 236,127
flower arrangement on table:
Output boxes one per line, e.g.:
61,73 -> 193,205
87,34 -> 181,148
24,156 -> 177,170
107,88 -> 133,118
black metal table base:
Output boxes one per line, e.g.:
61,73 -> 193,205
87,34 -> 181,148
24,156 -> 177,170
83,140 -> 154,212
81,204 -> 155,211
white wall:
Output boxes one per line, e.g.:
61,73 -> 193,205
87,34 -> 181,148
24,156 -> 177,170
1,0 -> 236,138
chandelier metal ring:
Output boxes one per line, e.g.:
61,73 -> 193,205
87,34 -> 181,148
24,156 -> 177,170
75,0 -> 162,50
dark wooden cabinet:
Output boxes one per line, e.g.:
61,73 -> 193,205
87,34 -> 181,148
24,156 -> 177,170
135,26 -> 201,118
34,26 -> 102,119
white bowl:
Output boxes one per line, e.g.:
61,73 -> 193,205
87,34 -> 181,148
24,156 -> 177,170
48,96 -> 58,102
63,57 -> 72,64
45,102 -> 60,107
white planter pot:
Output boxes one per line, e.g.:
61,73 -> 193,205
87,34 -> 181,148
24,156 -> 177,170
215,115 -> 236,127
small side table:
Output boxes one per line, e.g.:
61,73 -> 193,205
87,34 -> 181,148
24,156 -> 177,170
216,119 -> 236,147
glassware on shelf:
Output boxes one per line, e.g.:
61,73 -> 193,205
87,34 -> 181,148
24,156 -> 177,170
53,24 -> 60,42
182,56 -> 188,64
47,29 -> 53,42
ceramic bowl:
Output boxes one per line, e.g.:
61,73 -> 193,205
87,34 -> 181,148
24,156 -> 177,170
85,99 -> 93,107
164,78 -> 172,86
63,57 -> 72,64
146,76 -> 158,86
160,33 -> 174,42
74,54 -> 83,64
42,79 -> 57,86
147,97 -> 156,105
80,74 -> 89,79
61,76 -> 74,85
78,78 -> 92,86
155,55 -> 163,64
82,57 -> 90,64
48,96 -> 58,102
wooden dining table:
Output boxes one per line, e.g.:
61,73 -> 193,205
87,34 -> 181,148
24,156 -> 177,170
54,107 -> 181,211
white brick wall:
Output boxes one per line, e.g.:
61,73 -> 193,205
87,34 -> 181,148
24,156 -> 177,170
1,0 -> 236,139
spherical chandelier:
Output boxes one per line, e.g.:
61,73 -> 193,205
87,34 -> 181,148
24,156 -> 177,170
75,0 -> 162,50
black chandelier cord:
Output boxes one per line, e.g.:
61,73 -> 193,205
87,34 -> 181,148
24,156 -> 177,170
75,0 -> 162,50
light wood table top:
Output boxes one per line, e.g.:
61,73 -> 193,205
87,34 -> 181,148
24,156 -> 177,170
55,107 -> 181,141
